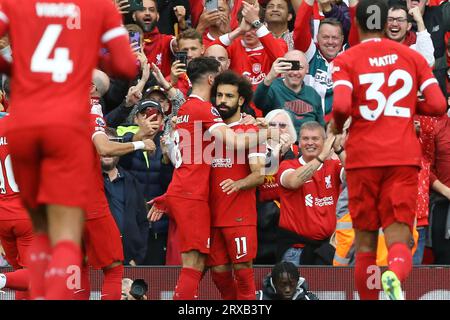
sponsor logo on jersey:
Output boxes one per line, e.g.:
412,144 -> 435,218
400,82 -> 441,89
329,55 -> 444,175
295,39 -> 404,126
0,136 -> 7,146
325,175 -> 332,189
211,158 -> 232,168
156,53 -> 162,66
305,194 -> 334,207
242,71 -> 266,85
305,194 -> 314,207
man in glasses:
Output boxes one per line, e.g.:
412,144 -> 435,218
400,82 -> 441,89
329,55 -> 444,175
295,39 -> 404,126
385,5 -> 435,66
254,50 -> 325,135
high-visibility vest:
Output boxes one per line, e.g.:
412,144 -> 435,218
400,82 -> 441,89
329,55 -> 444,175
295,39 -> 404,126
333,213 -> 419,266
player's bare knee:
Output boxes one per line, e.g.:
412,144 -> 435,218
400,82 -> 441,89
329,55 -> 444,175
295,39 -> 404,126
233,261 -> 253,270
384,222 -> 412,248
354,229 -> 378,253
103,261 -> 123,271
28,205 -> 48,233
211,264 -> 232,273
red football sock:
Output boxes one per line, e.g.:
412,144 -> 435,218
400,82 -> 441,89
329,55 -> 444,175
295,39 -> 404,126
101,264 -> 124,300
234,268 -> 256,300
73,264 -> 90,300
173,267 -> 203,300
44,240 -> 82,300
211,270 -> 237,300
388,242 -> 412,282
28,234 -> 51,299
4,268 -> 30,290
15,290 -> 29,300
355,252 -> 379,300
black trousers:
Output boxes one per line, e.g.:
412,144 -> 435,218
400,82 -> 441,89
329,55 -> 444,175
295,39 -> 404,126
431,199 -> 450,264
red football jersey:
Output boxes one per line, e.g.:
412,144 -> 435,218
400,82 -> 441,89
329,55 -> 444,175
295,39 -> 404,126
0,0 -> 132,130
0,117 -> 28,220
332,38 -> 438,169
278,157 -> 343,240
84,104 -> 110,220
209,122 -> 265,227
143,28 -> 175,77
212,27 -> 288,89
166,95 -> 226,201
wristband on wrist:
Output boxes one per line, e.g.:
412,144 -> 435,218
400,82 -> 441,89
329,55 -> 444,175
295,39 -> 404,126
335,146 -> 344,155
132,141 -> 145,150
316,156 -> 324,163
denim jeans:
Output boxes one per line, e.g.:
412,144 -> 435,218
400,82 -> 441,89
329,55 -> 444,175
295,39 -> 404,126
413,227 -> 427,265
282,247 -> 303,267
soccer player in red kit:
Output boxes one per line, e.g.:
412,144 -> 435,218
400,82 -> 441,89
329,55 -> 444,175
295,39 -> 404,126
207,71 -> 265,300
0,115 -> 33,300
149,57 -> 275,300
331,0 -> 447,300
75,71 -> 155,300
0,0 -> 137,299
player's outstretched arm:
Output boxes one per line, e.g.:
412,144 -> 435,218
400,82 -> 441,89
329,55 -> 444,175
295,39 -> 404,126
210,124 -> 276,152
331,85 -> 352,134
93,132 -> 155,157
416,80 -> 447,117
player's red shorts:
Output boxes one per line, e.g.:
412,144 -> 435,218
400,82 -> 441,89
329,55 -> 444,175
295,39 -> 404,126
83,214 -> 124,269
6,126 -> 94,210
166,195 -> 210,254
207,225 -> 257,266
346,166 -> 419,232
0,219 -> 34,269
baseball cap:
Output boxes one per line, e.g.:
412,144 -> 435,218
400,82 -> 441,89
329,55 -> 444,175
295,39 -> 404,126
136,99 -> 163,115
144,85 -> 168,100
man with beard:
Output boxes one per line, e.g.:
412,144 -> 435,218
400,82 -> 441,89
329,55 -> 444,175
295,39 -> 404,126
132,0 -> 177,77
254,50 -> 325,134
207,70 -> 266,300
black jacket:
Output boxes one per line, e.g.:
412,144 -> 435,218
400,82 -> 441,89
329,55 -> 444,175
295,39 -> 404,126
103,167 -> 149,265
256,274 -> 319,300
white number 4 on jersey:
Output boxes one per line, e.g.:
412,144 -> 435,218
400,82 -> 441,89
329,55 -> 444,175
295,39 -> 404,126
31,24 -> 73,83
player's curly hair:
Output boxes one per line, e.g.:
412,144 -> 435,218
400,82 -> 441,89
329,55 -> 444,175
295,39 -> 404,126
210,70 -> 253,109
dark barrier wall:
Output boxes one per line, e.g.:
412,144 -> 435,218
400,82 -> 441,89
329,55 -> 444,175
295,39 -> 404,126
1,266 -> 450,300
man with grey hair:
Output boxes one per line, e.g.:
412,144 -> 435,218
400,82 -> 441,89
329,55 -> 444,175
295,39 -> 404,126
254,50 -> 325,135
277,121 -> 345,266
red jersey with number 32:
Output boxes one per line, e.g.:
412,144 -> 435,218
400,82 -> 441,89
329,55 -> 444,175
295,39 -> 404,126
0,117 -> 28,220
332,38 -> 438,169
210,122 -> 265,227
0,0 -> 129,129
166,96 -> 226,201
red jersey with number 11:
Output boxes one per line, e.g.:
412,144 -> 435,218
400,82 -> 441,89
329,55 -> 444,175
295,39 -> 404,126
332,38 -> 439,169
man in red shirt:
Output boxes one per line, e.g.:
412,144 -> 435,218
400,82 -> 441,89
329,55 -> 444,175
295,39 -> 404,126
207,71 -> 265,300
133,0 -> 176,77
210,1 -> 287,116
278,121 -> 344,266
331,0 -> 446,300
149,57 -> 275,300
0,0 -> 137,299
0,115 -> 33,300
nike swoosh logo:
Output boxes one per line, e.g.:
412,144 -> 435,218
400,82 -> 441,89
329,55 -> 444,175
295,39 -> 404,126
236,253 -> 247,260
305,180 -> 313,183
